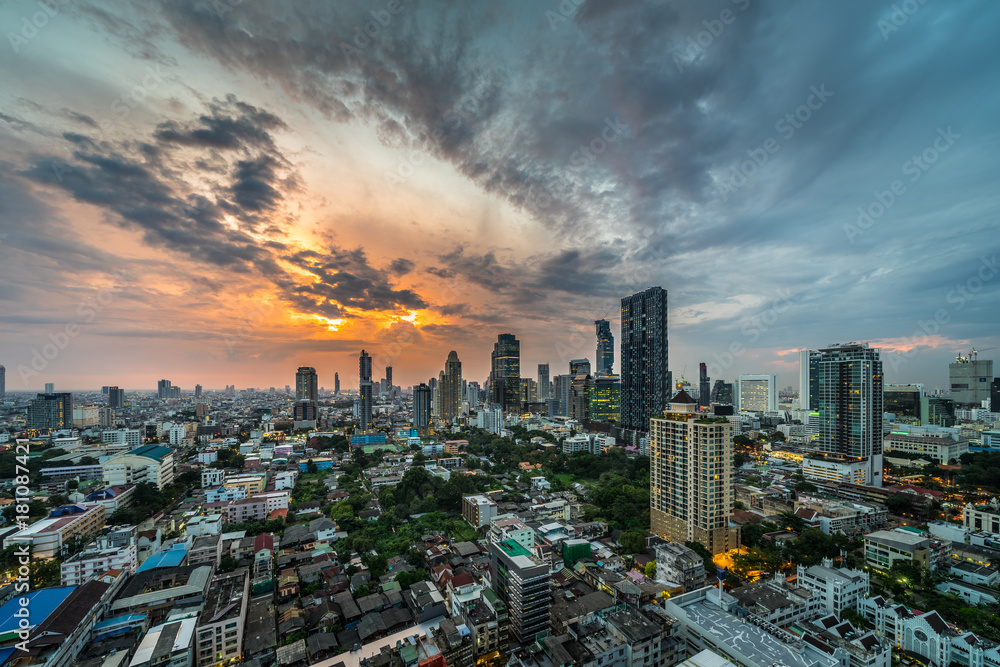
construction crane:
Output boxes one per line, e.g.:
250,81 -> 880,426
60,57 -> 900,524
970,346 -> 997,362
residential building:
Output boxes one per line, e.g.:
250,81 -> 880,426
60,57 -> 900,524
805,343 -> 884,487
884,384 -> 923,422
620,287 -> 670,435
650,393 -> 739,555
803,455 -> 872,485
414,383 -> 432,428
130,618 -> 198,667
795,558 -> 869,615
195,568 -> 250,667
4,503 -> 106,559
102,444 -> 175,490
489,516 -> 535,550
27,392 -> 74,430
490,539 -> 550,645
654,541 -> 706,592
102,428 -> 143,447
964,499 -> 1000,535
736,375 -> 777,413
295,366 -> 318,401
729,573 -> 825,626
462,494 -> 498,529
61,541 -> 139,585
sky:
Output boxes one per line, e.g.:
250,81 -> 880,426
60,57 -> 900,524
0,0 -> 998,393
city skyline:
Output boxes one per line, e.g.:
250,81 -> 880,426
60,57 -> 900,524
1,1 -> 998,393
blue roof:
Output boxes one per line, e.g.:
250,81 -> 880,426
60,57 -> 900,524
94,613 -> 147,630
129,444 -> 173,462
0,587 -> 76,637
0,647 -> 16,666
136,544 -> 188,573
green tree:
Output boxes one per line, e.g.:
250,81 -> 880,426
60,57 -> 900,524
643,561 -> 657,578
619,531 -> 647,554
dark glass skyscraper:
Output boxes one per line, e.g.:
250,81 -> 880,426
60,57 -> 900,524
295,366 -> 318,402
620,287 -> 670,434
490,333 -> 520,411
414,383 -> 431,428
698,362 -> 710,408
595,319 -> 614,375
359,350 -> 373,429
334,372 -> 340,395
27,392 -> 73,430
108,386 -> 125,409
807,342 -> 884,487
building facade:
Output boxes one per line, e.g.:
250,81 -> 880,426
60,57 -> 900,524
621,287 -> 670,435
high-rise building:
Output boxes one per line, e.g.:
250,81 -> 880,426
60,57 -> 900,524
537,364 -> 550,400
806,343 -> 884,487
552,374 -> 573,417
799,349 -> 818,411
885,384 -> 923,422
157,379 -> 171,400
650,392 -> 739,555
295,367 -> 318,402
359,351 -> 373,429
28,392 -> 74,431
620,287 -> 670,435
108,386 -> 125,409
588,375 -> 620,423
334,372 -> 340,395
736,375 -> 777,412
595,319 -> 614,375
440,352 -> 463,422
698,362 -> 710,408
519,378 -> 538,405
921,396 -> 956,427
993,379 -> 1000,413
569,359 -> 591,375
414,383 -> 432,428
385,366 -> 393,394
489,540 -> 550,645
568,374 -> 590,421
194,384 -> 202,399
949,354 -> 994,406
490,334 -> 520,411
711,380 -> 733,405
0,365 -> 5,400
44,382 -> 55,394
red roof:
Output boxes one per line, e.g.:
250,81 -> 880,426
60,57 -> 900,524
255,533 -> 274,552
269,508 -> 288,520
450,572 -> 475,588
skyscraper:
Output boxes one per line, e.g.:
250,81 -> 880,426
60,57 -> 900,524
698,362 -> 710,408
552,374 -> 573,417
568,374 -> 590,421
194,384 -> 202,398
620,287 -> 670,435
595,319 -> 614,375
359,351 -> 373,429
295,367 -> 318,402
157,379 -> 171,400
0,365 -> 5,401
27,392 -> 73,431
711,380 -> 733,405
736,374 -> 777,412
537,363 -> 550,400
385,366 -> 393,394
992,379 -> 1000,413
44,382 -> 55,394
569,359 -> 591,375
108,386 -> 125,409
414,383 -> 432,428
588,375 -> 620,423
490,333 -> 520,411
440,351 -> 463,422
650,392 -> 738,555
334,372 -> 340,395
806,343 -> 884,487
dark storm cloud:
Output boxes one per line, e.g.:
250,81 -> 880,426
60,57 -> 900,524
389,258 -> 415,275
14,97 -> 431,319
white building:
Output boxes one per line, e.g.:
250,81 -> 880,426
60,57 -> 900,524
795,558 -> 869,615
736,375 -> 777,413
196,449 -> 218,465
803,455 -> 871,485
102,444 -> 175,490
273,470 -> 297,491
102,428 -> 143,447
130,617 -> 197,667
201,469 -> 224,488
187,514 -> 224,537
884,430 -> 968,464
61,542 -> 138,586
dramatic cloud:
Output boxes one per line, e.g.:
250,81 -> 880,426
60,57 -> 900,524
0,0 -> 997,390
